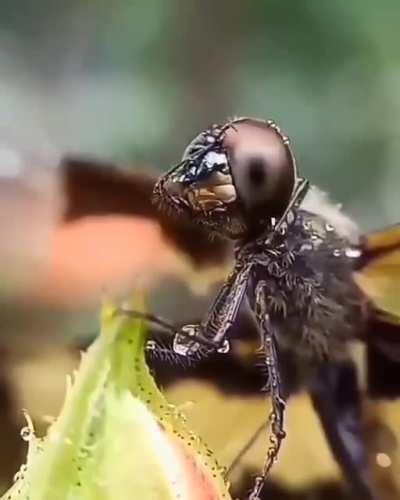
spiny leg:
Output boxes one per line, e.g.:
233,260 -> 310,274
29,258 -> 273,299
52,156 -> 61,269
148,299 -> 268,395
141,262 -> 252,358
249,284 -> 287,500
118,262 -> 251,361
201,262 -> 252,345
118,308 -> 220,352
249,331 -> 286,500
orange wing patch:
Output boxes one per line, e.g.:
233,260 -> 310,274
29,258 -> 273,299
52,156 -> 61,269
354,224 -> 400,323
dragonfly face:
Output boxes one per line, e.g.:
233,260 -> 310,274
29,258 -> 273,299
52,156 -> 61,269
153,117 -> 298,239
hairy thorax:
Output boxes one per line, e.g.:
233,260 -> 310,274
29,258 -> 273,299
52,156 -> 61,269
246,210 -> 367,361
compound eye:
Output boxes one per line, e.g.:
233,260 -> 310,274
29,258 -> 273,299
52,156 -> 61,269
223,120 -> 295,218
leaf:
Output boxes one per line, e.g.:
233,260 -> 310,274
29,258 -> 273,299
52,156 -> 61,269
2,302 -> 230,500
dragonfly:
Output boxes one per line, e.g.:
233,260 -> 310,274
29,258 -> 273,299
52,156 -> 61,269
119,117 -> 400,500
3,116 -> 400,499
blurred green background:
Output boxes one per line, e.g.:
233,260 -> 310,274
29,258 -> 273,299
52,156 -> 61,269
1,0 -> 400,227
1,1 -> 400,499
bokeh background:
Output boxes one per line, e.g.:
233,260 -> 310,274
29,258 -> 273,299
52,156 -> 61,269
0,1 -> 400,499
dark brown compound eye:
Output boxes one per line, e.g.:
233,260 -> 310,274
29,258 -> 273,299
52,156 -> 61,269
222,119 -> 296,221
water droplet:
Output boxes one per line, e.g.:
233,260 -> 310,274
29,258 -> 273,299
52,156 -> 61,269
20,426 -> 33,442
333,249 -> 341,257
345,247 -> 362,259
300,242 -> 313,252
278,224 -> 287,235
145,340 -> 157,351
286,211 -> 295,224
13,463 -> 28,483
173,333 -> 200,356
376,452 -> 392,468
217,340 -> 230,354
182,325 -> 197,337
